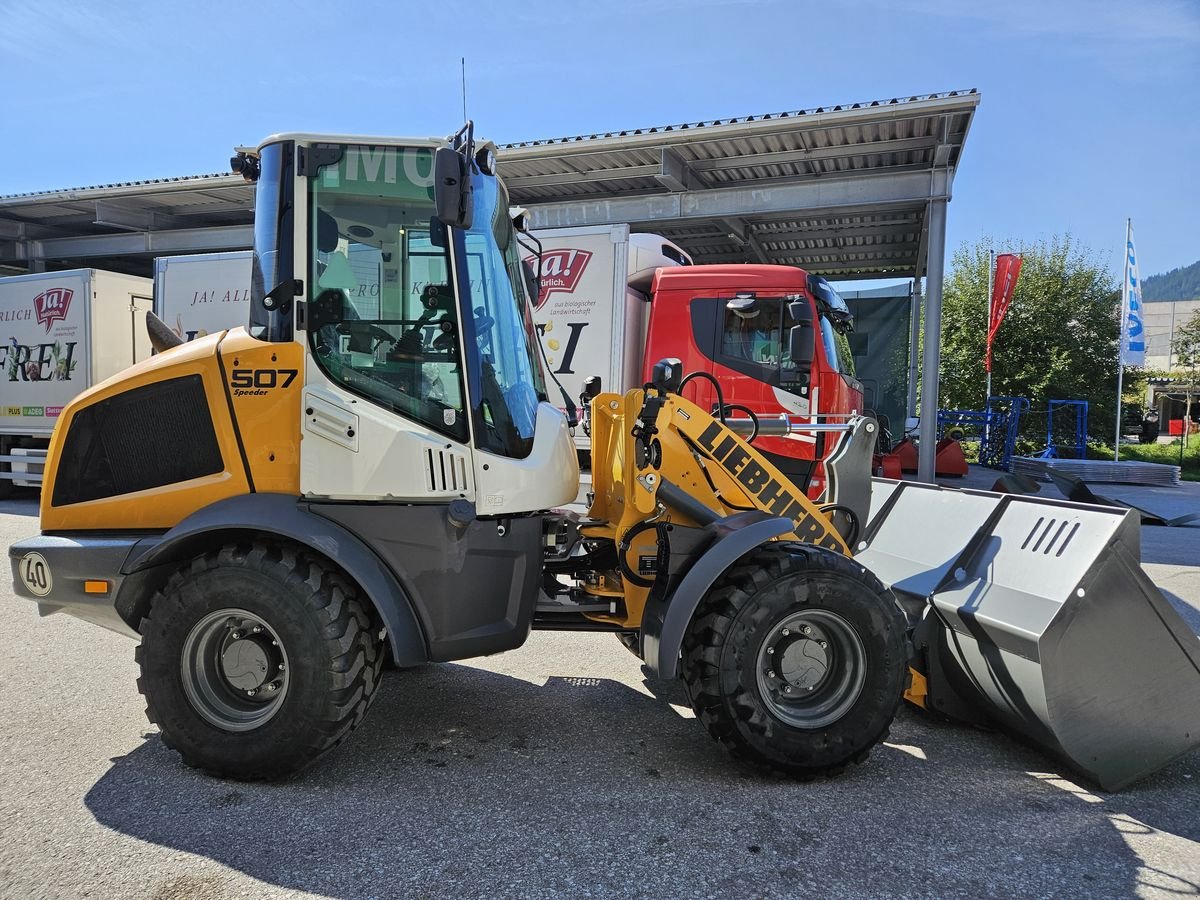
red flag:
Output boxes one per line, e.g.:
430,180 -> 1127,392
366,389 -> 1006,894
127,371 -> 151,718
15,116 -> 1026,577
985,253 -> 1023,373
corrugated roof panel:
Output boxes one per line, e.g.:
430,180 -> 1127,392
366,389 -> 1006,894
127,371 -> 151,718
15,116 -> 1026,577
1,90 -> 976,278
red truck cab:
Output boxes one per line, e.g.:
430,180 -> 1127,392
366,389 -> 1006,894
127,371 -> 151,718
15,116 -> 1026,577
642,265 -> 862,497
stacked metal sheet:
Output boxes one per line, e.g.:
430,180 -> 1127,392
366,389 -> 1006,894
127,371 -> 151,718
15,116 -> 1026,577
1010,456 -> 1181,486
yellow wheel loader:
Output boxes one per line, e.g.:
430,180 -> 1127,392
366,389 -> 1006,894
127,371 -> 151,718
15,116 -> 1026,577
9,127 -> 1200,789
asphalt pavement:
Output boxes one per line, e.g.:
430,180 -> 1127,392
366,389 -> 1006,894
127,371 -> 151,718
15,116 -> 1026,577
1,474 -> 1198,900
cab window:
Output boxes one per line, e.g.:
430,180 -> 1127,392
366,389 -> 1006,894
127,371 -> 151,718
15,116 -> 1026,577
720,301 -> 783,365
305,144 -> 467,442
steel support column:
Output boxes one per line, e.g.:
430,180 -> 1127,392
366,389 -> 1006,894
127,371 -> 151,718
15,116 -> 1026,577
917,195 -> 948,481
907,279 -> 921,420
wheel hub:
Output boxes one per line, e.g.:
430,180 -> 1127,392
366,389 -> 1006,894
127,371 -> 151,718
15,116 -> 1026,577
773,632 -> 829,691
180,609 -> 290,732
221,638 -> 272,691
756,609 -> 866,729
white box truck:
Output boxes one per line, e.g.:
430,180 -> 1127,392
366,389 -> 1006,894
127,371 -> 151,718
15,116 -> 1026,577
526,225 -> 690,452
153,250 -> 253,342
0,269 -> 153,496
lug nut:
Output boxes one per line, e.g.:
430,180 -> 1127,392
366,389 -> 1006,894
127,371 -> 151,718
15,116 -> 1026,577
781,628 -> 790,636
765,670 -> 774,678
819,641 -> 827,649
231,630 -> 242,640
802,625 -> 813,635
766,646 -> 774,655
252,626 -> 262,634
783,685 -> 793,694
246,689 -> 256,696
277,663 -> 286,672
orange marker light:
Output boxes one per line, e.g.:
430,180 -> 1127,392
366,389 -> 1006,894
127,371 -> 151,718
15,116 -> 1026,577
84,580 -> 110,595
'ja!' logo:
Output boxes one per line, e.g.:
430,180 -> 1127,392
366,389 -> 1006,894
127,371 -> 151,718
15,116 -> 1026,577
33,288 -> 73,333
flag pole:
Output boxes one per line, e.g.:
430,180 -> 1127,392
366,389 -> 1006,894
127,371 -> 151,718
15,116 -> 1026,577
1115,218 -> 1130,462
984,247 -> 994,453
986,247 -> 994,402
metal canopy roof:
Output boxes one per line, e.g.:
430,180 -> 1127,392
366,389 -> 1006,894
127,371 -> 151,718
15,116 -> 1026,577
0,90 -> 978,280
500,90 -> 978,279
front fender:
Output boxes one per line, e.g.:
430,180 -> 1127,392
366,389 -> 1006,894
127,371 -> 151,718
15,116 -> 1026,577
121,493 -> 427,666
641,511 -> 794,679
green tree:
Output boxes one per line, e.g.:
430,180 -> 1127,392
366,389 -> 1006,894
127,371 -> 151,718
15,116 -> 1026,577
1173,309 -> 1200,369
937,236 -> 1123,444
1173,310 -> 1200,442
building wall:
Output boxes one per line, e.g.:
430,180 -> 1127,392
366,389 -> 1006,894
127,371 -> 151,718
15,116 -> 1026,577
1143,299 -> 1200,370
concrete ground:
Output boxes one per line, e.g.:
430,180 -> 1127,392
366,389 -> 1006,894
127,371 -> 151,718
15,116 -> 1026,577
0,470 -> 1197,900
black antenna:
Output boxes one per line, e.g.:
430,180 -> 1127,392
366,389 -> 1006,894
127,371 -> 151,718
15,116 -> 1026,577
461,57 -> 467,122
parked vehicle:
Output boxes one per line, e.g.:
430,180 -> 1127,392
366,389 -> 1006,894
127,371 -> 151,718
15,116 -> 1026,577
0,269 -> 153,496
527,226 -> 861,493
10,129 -> 1200,793
153,251 -> 253,343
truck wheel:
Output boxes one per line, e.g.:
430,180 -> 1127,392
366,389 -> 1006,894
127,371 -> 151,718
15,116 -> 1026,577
681,543 -> 906,779
136,541 -> 383,780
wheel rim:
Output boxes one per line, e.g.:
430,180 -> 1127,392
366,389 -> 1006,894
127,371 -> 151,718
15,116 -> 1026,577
755,608 -> 866,729
180,608 -> 290,732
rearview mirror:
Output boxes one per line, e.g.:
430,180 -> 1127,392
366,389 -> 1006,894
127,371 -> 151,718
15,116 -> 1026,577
786,300 -> 815,386
434,147 -> 473,229
522,257 -> 541,305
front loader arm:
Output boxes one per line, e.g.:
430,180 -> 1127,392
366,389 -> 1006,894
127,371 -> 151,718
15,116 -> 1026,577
572,385 -> 850,635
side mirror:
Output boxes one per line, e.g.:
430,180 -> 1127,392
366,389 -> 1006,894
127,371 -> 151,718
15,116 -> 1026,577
786,300 -> 815,386
522,257 -> 541,305
434,147 -> 473,229
582,376 -> 602,401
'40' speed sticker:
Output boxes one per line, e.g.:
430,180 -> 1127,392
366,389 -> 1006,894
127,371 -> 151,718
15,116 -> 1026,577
20,552 -> 52,597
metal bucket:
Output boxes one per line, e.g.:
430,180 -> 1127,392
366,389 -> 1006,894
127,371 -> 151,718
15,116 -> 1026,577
856,479 -> 1200,791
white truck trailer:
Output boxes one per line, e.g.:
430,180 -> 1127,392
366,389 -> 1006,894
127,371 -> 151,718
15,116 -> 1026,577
153,250 -> 253,343
526,225 -> 690,451
0,269 -> 153,496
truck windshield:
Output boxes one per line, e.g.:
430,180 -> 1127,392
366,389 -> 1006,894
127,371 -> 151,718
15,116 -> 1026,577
809,275 -> 856,377
455,170 -> 548,459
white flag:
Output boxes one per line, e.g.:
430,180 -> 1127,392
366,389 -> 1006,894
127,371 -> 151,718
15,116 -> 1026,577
1122,225 -> 1145,366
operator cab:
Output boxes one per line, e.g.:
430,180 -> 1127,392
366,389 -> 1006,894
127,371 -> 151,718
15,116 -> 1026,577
237,132 -> 548,460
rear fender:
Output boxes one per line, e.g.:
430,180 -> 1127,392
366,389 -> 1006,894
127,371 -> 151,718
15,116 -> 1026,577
641,511 -> 793,679
120,493 -> 427,665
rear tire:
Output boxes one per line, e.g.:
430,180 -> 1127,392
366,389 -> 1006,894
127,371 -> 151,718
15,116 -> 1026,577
136,541 -> 383,780
681,543 -> 906,779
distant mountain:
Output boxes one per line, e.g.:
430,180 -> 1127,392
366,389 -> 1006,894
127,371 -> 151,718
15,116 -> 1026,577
1143,259 -> 1200,302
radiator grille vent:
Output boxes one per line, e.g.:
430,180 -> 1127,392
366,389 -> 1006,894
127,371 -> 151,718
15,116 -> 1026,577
52,375 -> 223,507
424,447 -> 469,494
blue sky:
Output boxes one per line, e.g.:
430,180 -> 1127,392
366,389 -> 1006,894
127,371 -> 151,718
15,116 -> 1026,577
3,0 -> 1197,282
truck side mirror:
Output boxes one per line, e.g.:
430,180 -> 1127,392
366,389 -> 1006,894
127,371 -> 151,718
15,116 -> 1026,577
786,300 -> 815,386
434,147 -> 473,229
582,376 -> 602,400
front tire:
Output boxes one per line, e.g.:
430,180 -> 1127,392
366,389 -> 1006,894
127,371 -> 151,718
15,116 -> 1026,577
136,541 -> 384,780
681,543 -> 906,779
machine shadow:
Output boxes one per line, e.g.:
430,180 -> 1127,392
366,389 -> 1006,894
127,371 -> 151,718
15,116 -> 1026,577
83,662 -> 1192,899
